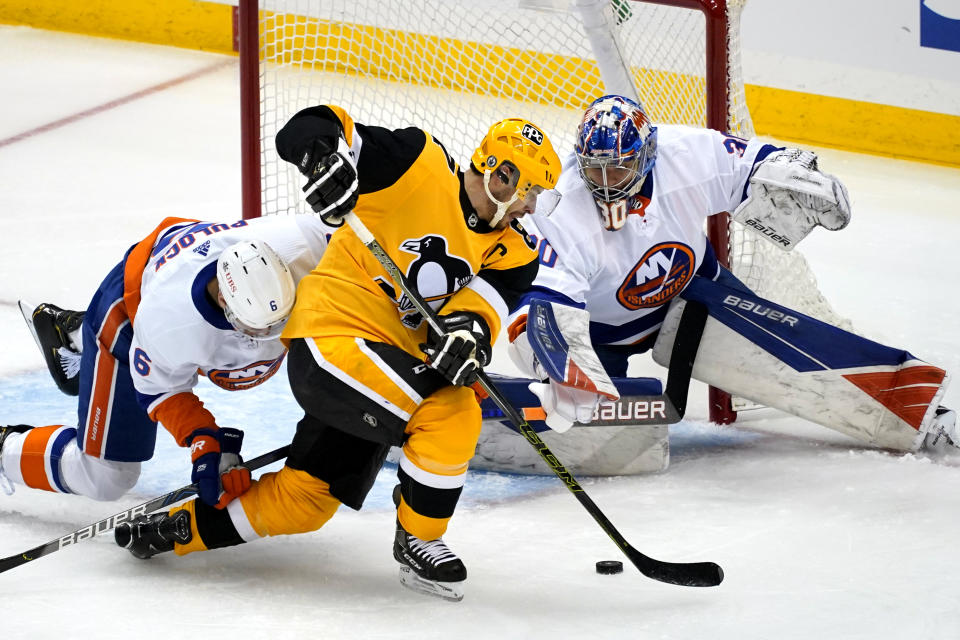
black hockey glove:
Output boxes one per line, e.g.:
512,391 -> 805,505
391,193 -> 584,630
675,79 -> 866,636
420,312 -> 492,387
300,137 -> 359,227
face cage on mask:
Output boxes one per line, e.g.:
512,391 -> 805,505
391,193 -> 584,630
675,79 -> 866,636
223,304 -> 288,341
576,128 -> 657,202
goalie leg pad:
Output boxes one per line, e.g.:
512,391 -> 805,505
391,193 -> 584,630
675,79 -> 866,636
652,277 -> 949,451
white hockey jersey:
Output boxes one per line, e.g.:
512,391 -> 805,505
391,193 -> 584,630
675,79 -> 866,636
129,215 -> 330,426
511,125 -> 777,347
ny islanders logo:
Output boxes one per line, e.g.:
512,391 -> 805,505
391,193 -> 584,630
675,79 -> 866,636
616,242 -> 695,310
206,354 -> 286,391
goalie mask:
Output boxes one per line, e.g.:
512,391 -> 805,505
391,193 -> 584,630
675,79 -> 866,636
217,240 -> 296,340
576,95 -> 658,231
471,118 -> 562,227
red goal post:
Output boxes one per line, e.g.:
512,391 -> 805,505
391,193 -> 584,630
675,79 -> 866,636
234,0 -> 826,425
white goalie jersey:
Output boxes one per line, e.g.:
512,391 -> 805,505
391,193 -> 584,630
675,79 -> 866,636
512,125 -> 779,347
131,215 -> 330,412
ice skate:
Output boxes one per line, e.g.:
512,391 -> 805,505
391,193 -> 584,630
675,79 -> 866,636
114,510 -> 192,559
0,425 -> 32,494
393,518 -> 466,602
19,301 -> 84,396
921,407 -> 958,454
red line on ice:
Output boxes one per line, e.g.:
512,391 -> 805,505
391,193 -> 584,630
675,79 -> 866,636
0,59 -> 233,149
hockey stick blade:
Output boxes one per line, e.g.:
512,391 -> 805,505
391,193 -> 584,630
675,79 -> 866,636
505,383 -> 723,587
0,444 -> 290,575
625,545 -> 724,587
345,212 -> 723,588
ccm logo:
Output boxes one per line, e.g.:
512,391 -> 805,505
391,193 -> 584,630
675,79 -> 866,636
723,295 -> 798,326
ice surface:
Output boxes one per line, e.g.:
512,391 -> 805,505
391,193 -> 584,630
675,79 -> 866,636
1,25 -> 959,640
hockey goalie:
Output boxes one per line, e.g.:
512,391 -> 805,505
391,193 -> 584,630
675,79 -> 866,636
478,95 -> 955,475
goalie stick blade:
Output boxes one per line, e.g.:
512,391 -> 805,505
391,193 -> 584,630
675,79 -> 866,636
626,546 -> 724,587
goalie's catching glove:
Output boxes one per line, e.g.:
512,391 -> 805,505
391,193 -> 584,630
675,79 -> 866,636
420,312 -> 492,387
187,427 -> 251,509
299,136 -> 359,227
733,148 -> 850,251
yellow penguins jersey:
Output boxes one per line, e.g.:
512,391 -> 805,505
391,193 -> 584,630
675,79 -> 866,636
278,105 -> 540,356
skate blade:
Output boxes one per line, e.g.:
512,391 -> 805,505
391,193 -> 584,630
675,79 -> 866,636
398,565 -> 464,602
17,300 -> 44,354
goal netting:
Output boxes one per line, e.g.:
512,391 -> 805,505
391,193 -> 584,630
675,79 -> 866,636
238,0 -> 851,424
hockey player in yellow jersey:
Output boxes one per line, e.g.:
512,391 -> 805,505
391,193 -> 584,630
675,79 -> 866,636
115,105 -> 561,602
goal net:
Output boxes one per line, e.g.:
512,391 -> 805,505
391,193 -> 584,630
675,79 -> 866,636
238,0 -> 850,423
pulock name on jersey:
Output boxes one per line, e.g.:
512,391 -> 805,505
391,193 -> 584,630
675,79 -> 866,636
58,504 -> 148,548
153,220 -> 250,271
723,295 -> 799,326
743,219 -> 791,248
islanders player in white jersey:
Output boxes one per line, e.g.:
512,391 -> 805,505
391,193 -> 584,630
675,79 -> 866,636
0,215 -> 330,508
508,95 -> 956,455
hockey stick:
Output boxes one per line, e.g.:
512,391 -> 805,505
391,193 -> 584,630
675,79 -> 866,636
0,444 -> 290,575
345,212 -> 723,587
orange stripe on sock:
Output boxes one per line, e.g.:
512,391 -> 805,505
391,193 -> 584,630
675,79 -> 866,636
19,427 -> 58,492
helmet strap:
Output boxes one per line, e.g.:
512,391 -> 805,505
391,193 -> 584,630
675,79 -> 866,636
482,170 -> 520,228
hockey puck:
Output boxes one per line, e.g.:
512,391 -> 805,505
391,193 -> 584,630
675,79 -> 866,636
595,560 -> 623,575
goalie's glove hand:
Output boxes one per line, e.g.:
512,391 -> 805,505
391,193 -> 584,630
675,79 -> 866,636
300,137 -> 359,227
735,148 -> 850,250
420,312 -> 492,387
528,381 -> 600,434
767,149 -> 851,231
187,427 -> 251,509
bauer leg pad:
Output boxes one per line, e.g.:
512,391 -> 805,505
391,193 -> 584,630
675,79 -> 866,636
652,277 -> 949,451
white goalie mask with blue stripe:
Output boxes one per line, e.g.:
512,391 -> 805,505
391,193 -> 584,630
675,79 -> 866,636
575,95 -> 658,230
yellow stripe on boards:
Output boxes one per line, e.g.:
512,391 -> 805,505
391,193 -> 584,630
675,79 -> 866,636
747,85 -> 960,168
2,1 -> 957,166
0,0 -> 234,53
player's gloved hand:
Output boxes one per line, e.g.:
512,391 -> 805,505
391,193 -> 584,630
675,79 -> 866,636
420,312 -> 492,387
187,427 -> 251,509
528,381 -> 601,434
300,136 -> 359,227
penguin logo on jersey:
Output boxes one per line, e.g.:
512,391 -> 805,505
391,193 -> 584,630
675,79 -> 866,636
383,236 -> 474,329
616,242 -> 696,310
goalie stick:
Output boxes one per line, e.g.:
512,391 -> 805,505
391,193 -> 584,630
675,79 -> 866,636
345,212 -> 722,588
0,445 -> 290,575
522,296 -> 707,427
